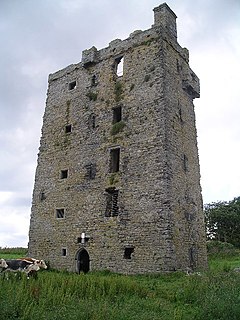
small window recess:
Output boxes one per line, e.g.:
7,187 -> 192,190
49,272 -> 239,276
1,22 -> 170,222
91,75 -> 97,86
60,169 -> 68,179
124,247 -> 134,259
89,113 -> 96,129
105,187 -> 119,217
65,124 -> 72,133
62,248 -> 67,256
183,154 -> 188,172
112,106 -> 122,124
115,56 -> 124,77
109,148 -> 120,173
39,192 -> 46,201
56,208 -> 65,219
85,163 -> 96,180
68,81 -> 76,90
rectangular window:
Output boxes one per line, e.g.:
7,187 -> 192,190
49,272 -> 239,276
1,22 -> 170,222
183,154 -> 188,172
85,163 -> 96,180
65,124 -> 72,133
112,106 -> 122,124
124,247 -> 134,259
68,81 -> 76,90
62,248 -> 67,256
115,56 -> 124,77
39,192 -> 46,201
61,170 -> 68,179
105,188 -> 119,217
56,208 -> 65,219
110,148 -> 120,173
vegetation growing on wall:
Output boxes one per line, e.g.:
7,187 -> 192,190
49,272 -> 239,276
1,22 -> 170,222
110,121 -> 126,135
114,82 -> 123,102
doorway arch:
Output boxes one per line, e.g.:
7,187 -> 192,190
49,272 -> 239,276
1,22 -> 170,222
76,248 -> 90,274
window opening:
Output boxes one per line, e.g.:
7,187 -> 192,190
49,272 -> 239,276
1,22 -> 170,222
62,248 -> 67,256
61,169 -> 68,179
115,56 -> 124,77
105,187 -> 119,217
112,106 -> 122,124
89,113 -> 96,129
124,247 -> 134,259
183,154 -> 188,172
85,163 -> 96,180
110,148 -> 120,173
91,75 -> 97,86
68,81 -> 76,90
40,192 -> 46,201
56,208 -> 65,219
65,124 -> 72,133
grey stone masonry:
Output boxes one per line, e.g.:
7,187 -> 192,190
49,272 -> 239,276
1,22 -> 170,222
28,3 -> 208,274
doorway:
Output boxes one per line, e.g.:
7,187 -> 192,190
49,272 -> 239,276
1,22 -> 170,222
76,249 -> 90,273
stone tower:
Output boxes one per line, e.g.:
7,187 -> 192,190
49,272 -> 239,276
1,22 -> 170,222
29,3 -> 207,274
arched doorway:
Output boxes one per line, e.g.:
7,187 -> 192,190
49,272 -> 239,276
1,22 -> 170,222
76,249 -> 90,274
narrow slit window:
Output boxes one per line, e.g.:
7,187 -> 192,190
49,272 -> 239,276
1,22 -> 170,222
113,106 -> 122,124
124,247 -> 134,259
85,163 -> 96,180
183,154 -> 188,172
56,208 -> 65,219
60,170 -> 68,179
62,248 -> 67,256
115,56 -> 124,77
110,148 -> 120,173
68,81 -> 76,90
89,113 -> 96,129
65,124 -> 72,133
91,75 -> 97,86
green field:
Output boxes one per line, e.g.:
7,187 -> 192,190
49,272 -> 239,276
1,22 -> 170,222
1,246 -> 240,320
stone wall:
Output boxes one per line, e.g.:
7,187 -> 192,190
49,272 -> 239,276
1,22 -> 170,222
28,3 -> 208,274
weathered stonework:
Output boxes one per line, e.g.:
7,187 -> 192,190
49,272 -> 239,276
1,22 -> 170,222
29,3 -> 208,274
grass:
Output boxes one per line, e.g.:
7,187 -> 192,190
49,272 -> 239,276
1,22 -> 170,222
1,245 -> 240,319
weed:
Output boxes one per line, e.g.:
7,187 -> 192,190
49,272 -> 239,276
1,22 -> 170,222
1,251 -> 240,319
109,173 -> 119,185
114,82 -> 123,102
110,121 -> 126,135
86,91 -> 98,101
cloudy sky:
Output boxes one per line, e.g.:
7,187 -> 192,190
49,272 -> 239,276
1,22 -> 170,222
0,0 -> 240,248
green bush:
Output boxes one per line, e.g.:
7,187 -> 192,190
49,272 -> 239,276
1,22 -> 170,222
207,240 -> 239,257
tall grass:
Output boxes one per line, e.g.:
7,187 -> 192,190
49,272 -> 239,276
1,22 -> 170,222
1,244 -> 240,319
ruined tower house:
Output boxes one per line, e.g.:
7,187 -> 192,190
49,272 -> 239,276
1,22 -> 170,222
29,3 -> 208,273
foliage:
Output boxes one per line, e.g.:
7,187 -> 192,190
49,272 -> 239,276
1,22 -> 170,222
0,247 -> 27,255
207,240 -> 239,257
110,121 -> 126,135
205,196 -> 240,247
114,82 -> 123,102
2,254 -> 240,319
86,91 -> 98,101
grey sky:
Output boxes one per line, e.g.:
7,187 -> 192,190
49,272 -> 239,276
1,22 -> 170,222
0,0 -> 240,247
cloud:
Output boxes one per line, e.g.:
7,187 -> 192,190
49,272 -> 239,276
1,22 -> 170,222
0,0 -> 240,247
